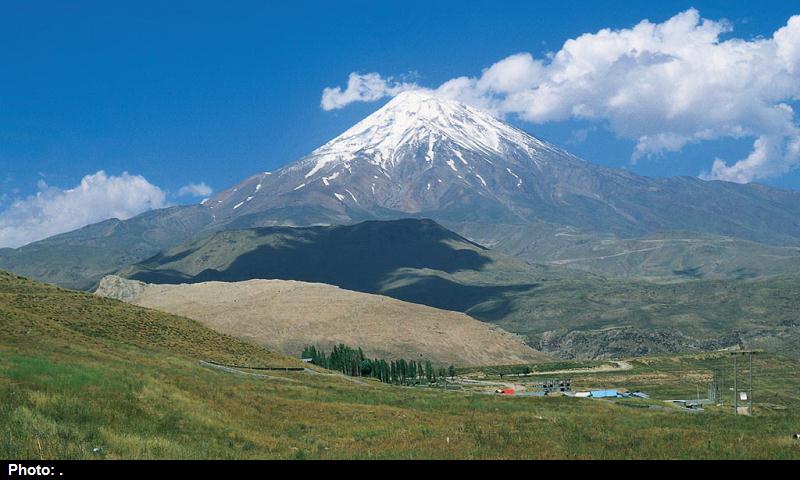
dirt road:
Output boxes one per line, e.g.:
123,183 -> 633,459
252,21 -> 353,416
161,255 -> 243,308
508,360 -> 634,377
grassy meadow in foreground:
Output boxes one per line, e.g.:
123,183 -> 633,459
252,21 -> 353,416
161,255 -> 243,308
1,270 -> 799,459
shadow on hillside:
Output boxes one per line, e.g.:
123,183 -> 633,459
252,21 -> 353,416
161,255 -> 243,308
383,274 -> 539,314
129,219 -> 497,299
146,245 -> 203,265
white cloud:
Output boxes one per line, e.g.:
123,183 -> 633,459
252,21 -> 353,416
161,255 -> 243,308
177,182 -> 212,198
320,72 -> 417,110
702,134 -> 800,182
0,171 -> 167,248
775,15 -> 800,74
322,9 -> 800,183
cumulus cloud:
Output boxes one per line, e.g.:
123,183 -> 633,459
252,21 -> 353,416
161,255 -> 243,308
177,182 -> 212,198
322,9 -> 800,183
0,171 -> 167,248
321,72 -> 418,110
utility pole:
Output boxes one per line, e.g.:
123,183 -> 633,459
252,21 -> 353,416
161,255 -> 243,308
749,352 -> 753,416
733,354 -> 738,413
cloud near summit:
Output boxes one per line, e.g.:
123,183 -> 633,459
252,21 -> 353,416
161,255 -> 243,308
321,73 -> 417,111
177,182 -> 213,198
321,9 -> 800,184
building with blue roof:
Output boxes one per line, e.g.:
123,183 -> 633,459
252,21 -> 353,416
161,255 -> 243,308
589,390 -> 619,398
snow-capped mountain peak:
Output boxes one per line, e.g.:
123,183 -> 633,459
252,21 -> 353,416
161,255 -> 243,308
194,85 -> 800,265
298,89 -> 555,178
207,88 -> 586,224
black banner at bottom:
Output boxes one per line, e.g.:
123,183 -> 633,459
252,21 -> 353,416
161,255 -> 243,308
0,459 -> 783,479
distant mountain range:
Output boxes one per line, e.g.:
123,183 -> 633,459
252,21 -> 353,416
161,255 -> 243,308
2,89 -> 800,289
0,206 -> 212,290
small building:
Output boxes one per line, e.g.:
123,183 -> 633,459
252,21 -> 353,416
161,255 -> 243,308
534,378 -> 572,393
589,390 -> 619,398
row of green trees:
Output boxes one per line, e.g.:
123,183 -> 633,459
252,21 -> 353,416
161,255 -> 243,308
301,344 -> 456,386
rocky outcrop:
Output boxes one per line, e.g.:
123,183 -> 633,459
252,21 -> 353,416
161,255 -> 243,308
95,275 -> 147,302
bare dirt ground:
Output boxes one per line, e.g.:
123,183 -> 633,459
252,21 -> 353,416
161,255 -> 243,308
97,276 -> 549,366
453,377 -> 528,392
520,360 -> 634,376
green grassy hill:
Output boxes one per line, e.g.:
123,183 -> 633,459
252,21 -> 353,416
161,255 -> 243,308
2,269 -> 799,459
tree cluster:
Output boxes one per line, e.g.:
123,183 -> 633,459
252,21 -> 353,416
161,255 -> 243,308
302,344 -> 455,386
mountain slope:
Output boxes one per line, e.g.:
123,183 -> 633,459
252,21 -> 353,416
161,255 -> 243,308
0,205 -> 212,290
3,90 -> 800,289
114,219 -> 800,359
116,218 -> 587,312
95,275 -> 550,366
0,269 -> 298,368
207,90 -> 800,245
455,223 -> 800,281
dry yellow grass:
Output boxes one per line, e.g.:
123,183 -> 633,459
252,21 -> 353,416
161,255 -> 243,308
96,275 -> 548,366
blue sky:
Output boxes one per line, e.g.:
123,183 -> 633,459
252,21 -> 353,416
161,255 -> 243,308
1,1 -> 799,247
